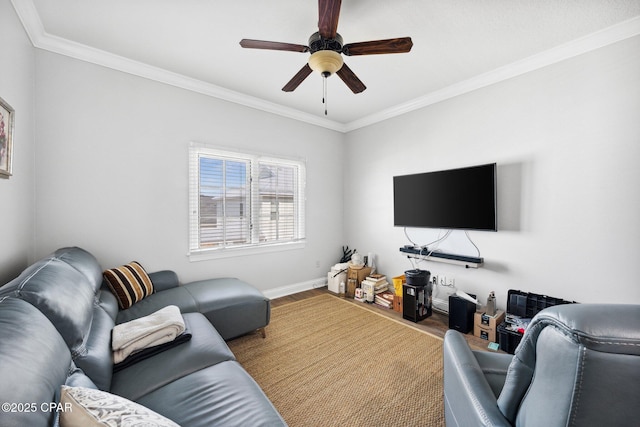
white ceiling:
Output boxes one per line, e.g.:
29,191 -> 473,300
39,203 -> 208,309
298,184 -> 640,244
12,0 -> 640,131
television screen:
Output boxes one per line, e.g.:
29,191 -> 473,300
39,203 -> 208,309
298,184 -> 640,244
393,163 -> 497,231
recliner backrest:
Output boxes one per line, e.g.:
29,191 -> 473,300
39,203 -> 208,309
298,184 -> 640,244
53,246 -> 105,293
0,257 -> 95,350
0,247 -> 116,391
497,304 -> 640,427
0,296 -> 97,427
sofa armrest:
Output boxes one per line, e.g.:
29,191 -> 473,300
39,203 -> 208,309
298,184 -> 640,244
148,270 -> 180,292
443,330 -> 511,427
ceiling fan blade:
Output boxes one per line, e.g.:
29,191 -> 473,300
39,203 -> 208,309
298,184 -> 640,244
318,0 -> 342,39
282,64 -> 313,92
342,37 -> 413,56
336,62 -> 366,94
240,39 -> 309,53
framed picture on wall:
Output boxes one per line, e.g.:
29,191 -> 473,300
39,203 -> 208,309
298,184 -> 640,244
0,96 -> 14,178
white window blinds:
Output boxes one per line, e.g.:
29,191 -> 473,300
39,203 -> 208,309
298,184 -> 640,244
189,143 -> 305,257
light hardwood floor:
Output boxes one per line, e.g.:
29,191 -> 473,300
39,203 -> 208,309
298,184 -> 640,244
271,286 -> 496,352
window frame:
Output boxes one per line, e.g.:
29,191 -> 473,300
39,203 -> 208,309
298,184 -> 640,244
188,142 -> 306,261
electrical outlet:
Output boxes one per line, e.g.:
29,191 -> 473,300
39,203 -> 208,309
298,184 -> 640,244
447,276 -> 455,288
439,276 -> 447,287
431,274 -> 438,286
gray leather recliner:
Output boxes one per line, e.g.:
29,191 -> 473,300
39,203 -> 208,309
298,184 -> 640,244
443,303 -> 640,427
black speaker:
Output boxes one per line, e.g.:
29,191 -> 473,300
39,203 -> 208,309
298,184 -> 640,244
448,295 -> 476,333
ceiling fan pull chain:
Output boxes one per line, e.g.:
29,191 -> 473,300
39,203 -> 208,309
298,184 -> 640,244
323,75 -> 328,115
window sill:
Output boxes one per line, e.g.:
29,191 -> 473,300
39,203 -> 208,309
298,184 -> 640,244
188,240 -> 306,262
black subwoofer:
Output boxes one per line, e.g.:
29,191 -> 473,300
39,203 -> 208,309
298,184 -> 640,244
448,295 -> 476,334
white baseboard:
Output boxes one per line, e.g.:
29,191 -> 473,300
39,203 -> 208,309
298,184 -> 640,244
263,278 -> 327,300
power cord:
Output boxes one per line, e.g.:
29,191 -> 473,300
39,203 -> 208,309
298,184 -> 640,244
464,230 -> 481,257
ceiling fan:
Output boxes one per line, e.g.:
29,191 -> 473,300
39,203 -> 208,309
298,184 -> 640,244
239,0 -> 413,95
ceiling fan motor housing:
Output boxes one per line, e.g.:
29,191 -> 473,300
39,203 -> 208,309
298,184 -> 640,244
307,32 -> 345,76
308,31 -> 343,53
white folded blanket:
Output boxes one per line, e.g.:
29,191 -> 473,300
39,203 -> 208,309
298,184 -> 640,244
112,305 -> 185,364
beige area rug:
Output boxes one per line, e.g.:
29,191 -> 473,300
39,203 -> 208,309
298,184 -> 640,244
227,294 -> 445,427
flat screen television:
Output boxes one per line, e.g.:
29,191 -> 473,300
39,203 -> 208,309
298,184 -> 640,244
393,163 -> 497,231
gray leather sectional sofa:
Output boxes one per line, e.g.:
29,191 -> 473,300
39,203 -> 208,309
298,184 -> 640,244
0,246 -> 286,426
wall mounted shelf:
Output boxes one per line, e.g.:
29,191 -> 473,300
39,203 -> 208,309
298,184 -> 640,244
399,246 -> 483,269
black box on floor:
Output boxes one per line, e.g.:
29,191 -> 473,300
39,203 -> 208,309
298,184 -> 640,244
497,323 -> 522,354
448,294 -> 476,333
402,283 -> 432,322
498,289 -> 576,354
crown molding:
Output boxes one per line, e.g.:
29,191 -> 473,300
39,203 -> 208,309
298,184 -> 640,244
10,0 -> 348,133
345,16 -> 640,132
11,0 -> 640,134
39,33 -> 348,133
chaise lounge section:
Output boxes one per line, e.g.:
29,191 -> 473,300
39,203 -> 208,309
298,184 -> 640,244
0,246 -> 285,427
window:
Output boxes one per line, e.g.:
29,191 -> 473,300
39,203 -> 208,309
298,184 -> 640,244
189,143 -> 305,259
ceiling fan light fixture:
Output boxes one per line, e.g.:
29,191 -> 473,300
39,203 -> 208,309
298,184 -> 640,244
308,50 -> 343,76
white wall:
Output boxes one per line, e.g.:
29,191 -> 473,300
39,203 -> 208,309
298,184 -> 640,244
344,36 -> 640,307
5,13 -> 639,305
0,1 -> 36,284
34,51 -> 345,293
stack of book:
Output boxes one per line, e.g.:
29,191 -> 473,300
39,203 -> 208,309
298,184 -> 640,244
360,274 -> 394,307
360,274 -> 389,293
374,290 -> 395,309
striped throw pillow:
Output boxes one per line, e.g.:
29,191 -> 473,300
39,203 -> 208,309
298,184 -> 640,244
103,262 -> 154,309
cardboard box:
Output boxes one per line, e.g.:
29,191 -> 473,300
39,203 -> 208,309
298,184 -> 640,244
474,310 -> 505,342
346,266 -> 372,298
475,326 -> 497,343
327,269 -> 347,294
393,295 -> 403,313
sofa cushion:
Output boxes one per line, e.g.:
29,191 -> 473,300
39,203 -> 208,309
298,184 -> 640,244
0,297 -> 76,427
110,312 -> 236,401
0,257 -> 95,351
72,300 -> 116,391
0,249 -> 116,393
97,288 -> 119,321
59,386 -> 179,427
116,286 -> 200,324
104,261 -> 154,309
136,361 -> 287,427
147,270 -> 180,292
52,247 -> 104,294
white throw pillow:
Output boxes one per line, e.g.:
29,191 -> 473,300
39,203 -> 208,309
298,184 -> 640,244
59,385 -> 180,427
